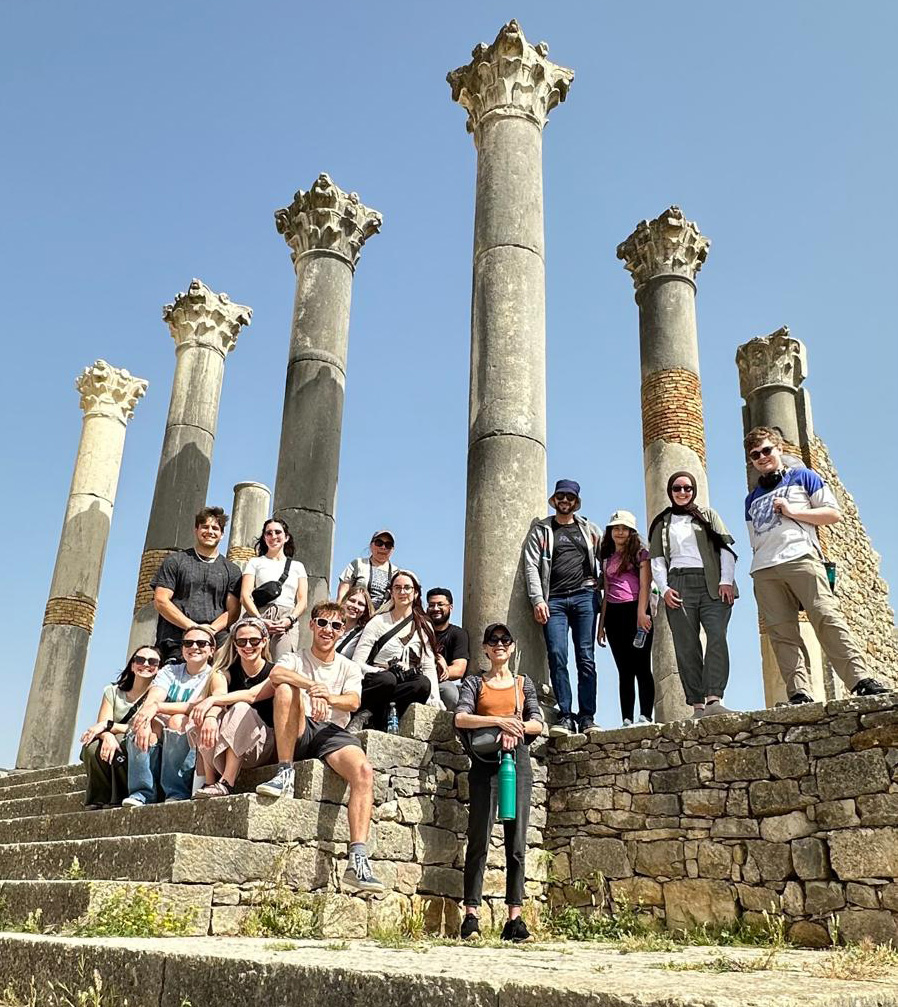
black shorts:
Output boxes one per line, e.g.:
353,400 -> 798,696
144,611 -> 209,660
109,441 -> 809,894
293,720 -> 361,762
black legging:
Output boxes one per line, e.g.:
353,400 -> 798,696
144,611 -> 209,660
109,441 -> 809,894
359,669 -> 431,729
604,600 -> 654,721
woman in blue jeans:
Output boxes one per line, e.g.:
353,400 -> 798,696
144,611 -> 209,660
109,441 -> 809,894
123,625 -> 215,805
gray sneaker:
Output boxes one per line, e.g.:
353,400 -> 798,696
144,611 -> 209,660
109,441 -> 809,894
702,701 -> 735,716
347,709 -> 374,736
342,852 -> 385,894
255,764 -> 295,799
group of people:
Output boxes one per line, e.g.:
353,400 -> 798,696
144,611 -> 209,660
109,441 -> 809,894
78,423 -> 890,941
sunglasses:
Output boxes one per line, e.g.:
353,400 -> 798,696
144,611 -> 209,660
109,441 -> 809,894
235,637 -> 264,649
749,445 -> 776,461
671,484 -> 694,494
373,538 -> 394,548
314,618 -> 345,631
182,640 -> 213,650
555,492 -> 578,502
133,656 -> 161,668
486,635 -> 513,647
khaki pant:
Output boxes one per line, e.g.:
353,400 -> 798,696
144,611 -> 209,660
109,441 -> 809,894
752,555 -> 866,699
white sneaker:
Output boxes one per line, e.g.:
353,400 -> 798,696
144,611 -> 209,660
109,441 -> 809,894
255,764 -> 295,799
621,718 -> 633,728
636,715 -> 652,725
121,795 -> 146,808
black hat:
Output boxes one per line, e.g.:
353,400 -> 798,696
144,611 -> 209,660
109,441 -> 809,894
482,623 -> 514,643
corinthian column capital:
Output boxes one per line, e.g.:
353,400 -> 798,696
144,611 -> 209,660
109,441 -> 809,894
447,19 -> 574,134
736,326 -> 808,399
617,206 -> 710,289
274,173 -> 382,270
163,279 -> 252,356
75,359 -> 148,423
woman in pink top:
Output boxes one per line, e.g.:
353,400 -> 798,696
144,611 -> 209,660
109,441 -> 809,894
597,510 -> 654,726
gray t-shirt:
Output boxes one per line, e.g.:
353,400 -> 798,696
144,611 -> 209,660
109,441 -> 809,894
151,548 -> 241,651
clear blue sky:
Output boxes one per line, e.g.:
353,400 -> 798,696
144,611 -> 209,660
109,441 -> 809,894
2,3 -> 896,766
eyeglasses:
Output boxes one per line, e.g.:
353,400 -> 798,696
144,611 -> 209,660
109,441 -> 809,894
486,635 -> 513,647
749,445 -> 776,461
182,640 -> 213,650
314,618 -> 345,631
235,637 -> 264,649
555,492 -> 577,502
373,538 -> 394,549
133,656 -> 161,668
392,584 -> 414,593
263,528 -> 284,537
671,484 -> 694,494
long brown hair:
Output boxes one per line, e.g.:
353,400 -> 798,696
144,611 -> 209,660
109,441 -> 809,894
388,569 -> 437,655
599,526 -> 644,574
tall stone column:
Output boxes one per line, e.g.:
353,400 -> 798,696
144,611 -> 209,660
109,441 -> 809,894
227,482 -> 271,571
736,327 -> 830,706
617,207 -> 711,722
272,173 -> 382,633
129,279 -> 251,652
448,21 -> 573,694
18,361 -> 148,768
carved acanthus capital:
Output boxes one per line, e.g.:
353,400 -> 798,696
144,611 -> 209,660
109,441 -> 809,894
163,279 -> 252,355
274,174 -> 382,270
76,360 -> 148,423
617,206 -> 710,289
447,19 -> 574,134
736,326 -> 808,399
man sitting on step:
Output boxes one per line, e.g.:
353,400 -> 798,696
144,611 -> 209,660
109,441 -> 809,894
255,600 -> 385,894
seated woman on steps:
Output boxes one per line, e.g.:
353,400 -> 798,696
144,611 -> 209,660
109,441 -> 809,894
79,645 -> 161,809
123,626 -> 216,806
335,587 -> 375,661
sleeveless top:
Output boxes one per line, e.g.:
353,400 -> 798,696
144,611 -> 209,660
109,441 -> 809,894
475,677 -> 524,718
227,659 -> 275,727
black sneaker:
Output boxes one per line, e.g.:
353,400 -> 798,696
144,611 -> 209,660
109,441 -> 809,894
500,917 -> 532,943
578,717 -> 596,732
549,715 -> 576,738
851,678 -> 890,697
789,691 -> 815,705
460,914 -> 481,940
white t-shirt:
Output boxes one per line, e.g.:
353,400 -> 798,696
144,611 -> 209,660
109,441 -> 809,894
276,650 -> 362,729
153,663 -> 212,705
243,555 -> 307,610
668,515 -> 704,569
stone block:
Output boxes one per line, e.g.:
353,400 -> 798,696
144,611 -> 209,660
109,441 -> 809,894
609,877 -> 664,907
398,796 -> 435,825
681,745 -> 715,764
374,861 -> 422,895
616,771 -> 651,794
759,811 -> 815,843
726,789 -> 750,816
857,793 -> 898,827
749,780 -> 808,817
602,810 -> 646,831
413,825 -> 458,866
629,749 -> 668,770
367,891 -> 410,933
815,800 -> 860,829
212,883 -> 240,906
293,761 -> 349,804
398,705 -> 455,743
370,822 -> 414,861
745,841 -> 792,880
783,880 -> 804,915
548,762 -> 577,788
835,909 -> 898,946
681,789 -> 726,818
766,743 -> 809,779
804,881 -> 845,915
652,765 -> 699,793
550,851 -> 571,883
828,827 -> 898,880
791,837 -> 830,879
634,840 -> 685,878
525,848 -> 548,882
816,749 -> 890,800
319,893 -> 368,938
697,841 -> 731,879
710,818 -> 759,839
632,793 -> 680,816
663,879 -> 736,931
882,884 -> 898,911
788,920 -> 832,947
419,866 -> 463,899
846,882 -> 879,908
569,837 -> 632,879
363,732 -> 431,772
756,703 -> 825,725
567,787 -> 614,811
735,884 -> 779,913
210,904 -> 252,935
713,748 -> 768,782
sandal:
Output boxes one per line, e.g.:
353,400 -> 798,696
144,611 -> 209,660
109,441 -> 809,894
194,780 -> 232,799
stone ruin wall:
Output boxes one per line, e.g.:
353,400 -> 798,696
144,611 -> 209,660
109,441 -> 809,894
544,695 -> 898,947
808,436 -> 898,689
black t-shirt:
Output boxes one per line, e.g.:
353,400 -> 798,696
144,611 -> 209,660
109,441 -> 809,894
549,519 -> 592,596
227,659 -> 275,727
151,548 -> 242,651
435,624 -> 470,666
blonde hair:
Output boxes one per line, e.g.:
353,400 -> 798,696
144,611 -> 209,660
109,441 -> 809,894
210,617 -> 272,678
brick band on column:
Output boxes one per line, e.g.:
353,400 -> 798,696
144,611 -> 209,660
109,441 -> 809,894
226,545 -> 255,565
641,368 -> 707,466
43,596 -> 98,633
133,548 -> 173,613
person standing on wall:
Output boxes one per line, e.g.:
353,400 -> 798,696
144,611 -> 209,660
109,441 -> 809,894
523,479 -> 602,736
744,427 -> 889,704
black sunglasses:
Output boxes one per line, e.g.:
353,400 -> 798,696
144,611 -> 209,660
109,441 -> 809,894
372,538 -> 394,549
132,656 -> 161,668
554,492 -> 578,502
486,635 -> 513,647
235,637 -> 264,649
182,639 -> 213,650
749,445 -> 776,461
671,484 -> 694,494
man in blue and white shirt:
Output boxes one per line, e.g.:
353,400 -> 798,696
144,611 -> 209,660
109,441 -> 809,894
744,427 -> 888,705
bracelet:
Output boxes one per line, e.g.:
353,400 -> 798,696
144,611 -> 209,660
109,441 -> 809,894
204,713 -> 219,721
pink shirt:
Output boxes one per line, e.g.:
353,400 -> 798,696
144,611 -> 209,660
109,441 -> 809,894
603,549 -> 649,604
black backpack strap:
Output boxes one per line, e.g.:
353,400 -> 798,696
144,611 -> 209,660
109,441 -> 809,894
368,615 -> 414,665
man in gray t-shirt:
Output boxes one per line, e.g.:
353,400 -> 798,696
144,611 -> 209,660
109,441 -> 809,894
151,507 -> 242,664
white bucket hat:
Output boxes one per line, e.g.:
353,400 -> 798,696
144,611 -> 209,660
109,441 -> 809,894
606,509 -> 639,532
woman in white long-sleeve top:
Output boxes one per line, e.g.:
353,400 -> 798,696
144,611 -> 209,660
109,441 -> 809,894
347,569 -> 443,732
649,471 -> 738,719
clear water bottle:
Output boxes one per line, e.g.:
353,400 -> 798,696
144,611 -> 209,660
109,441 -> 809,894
633,627 -> 648,649
386,702 -> 399,734
498,751 -> 517,821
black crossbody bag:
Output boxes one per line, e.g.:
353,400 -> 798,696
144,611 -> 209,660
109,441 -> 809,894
252,557 -> 293,609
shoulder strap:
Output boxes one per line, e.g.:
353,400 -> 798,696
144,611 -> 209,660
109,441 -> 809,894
119,691 -> 148,727
367,615 -> 414,664
277,557 -> 292,587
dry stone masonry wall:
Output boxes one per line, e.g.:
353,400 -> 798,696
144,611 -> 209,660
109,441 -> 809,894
544,695 -> 898,947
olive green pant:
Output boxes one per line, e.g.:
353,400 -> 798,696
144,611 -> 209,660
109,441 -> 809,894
665,569 -> 732,705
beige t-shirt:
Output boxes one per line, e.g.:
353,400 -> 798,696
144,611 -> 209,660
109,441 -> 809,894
276,649 -> 362,729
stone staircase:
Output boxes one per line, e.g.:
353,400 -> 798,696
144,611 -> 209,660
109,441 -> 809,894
0,706 -> 548,939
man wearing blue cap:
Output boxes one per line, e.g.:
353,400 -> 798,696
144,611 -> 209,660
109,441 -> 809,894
523,480 -> 602,735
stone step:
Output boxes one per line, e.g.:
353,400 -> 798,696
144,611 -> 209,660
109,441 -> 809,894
0,879 -> 212,935
0,833 -> 333,886
0,790 -> 87,820
0,763 -> 83,790
0,772 -> 86,801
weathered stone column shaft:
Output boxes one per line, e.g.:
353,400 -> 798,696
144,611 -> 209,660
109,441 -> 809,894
18,361 -> 147,768
227,482 -> 271,569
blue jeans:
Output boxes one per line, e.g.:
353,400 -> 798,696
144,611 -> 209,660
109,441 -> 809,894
543,589 -> 599,719
126,729 -> 195,802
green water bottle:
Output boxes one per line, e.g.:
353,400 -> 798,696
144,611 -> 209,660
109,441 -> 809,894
498,751 -> 517,821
